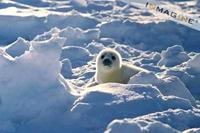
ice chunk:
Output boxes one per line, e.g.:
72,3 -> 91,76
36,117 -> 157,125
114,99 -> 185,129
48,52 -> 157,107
5,37 -> 30,58
105,119 -> 180,133
158,45 -> 190,67
60,46 -> 92,67
129,72 -> 195,105
106,109 -> 200,133
187,54 -> 200,73
59,27 -> 99,46
61,58 -> 73,78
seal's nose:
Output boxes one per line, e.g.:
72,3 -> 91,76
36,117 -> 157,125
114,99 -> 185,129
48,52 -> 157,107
103,59 -> 112,66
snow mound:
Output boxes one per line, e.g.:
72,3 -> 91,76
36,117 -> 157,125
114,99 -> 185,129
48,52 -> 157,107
106,109 -> 200,133
187,54 -> 200,73
0,37 -> 75,132
5,37 -> 30,58
158,45 -> 190,67
70,83 -> 192,132
105,118 -> 179,133
165,53 -> 200,97
128,72 -> 195,105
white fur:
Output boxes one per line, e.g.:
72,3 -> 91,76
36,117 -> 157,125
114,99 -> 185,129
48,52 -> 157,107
95,48 -> 148,84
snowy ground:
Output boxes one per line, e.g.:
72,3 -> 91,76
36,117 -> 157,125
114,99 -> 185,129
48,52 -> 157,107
0,0 -> 200,133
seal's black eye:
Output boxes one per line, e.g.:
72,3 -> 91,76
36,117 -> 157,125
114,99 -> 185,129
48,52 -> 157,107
112,56 -> 116,60
101,55 -> 105,59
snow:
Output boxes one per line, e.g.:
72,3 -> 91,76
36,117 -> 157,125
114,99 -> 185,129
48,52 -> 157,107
0,0 -> 200,133
106,109 -> 200,133
60,46 -> 92,67
59,27 -> 100,46
128,72 -> 196,105
197,0 -> 200,9
71,83 -> 192,132
105,119 -> 180,133
187,54 -> 200,73
0,37 -> 75,133
5,37 -> 30,58
165,53 -> 200,97
183,128 -> 200,133
158,45 -> 190,67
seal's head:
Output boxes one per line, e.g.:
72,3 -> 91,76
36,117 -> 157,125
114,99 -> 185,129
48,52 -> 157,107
96,48 -> 122,73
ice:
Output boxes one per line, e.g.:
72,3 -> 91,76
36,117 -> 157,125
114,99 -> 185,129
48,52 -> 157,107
183,128 -> 200,133
100,20 -> 200,52
0,15 -> 45,45
59,27 -> 100,46
0,0 -> 199,132
165,53 -> 200,97
60,46 -> 93,67
187,54 -> 200,73
61,58 -> 73,78
46,14 -> 99,30
70,83 -> 192,132
71,0 -> 88,7
105,119 -> 180,133
0,13 -> 99,45
106,109 -> 200,133
5,37 -> 30,58
197,0 -> 200,9
128,72 -> 196,105
0,37 -> 75,132
86,41 -> 105,54
158,45 -> 190,67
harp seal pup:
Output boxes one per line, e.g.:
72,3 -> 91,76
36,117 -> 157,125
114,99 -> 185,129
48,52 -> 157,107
95,48 -> 148,84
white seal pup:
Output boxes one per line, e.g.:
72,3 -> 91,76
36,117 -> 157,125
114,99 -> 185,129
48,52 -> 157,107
95,48 -> 148,84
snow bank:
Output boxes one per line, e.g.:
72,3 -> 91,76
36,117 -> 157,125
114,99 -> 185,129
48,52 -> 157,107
0,37 -> 75,132
128,72 -> 195,105
70,83 -> 192,132
105,109 -> 200,133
